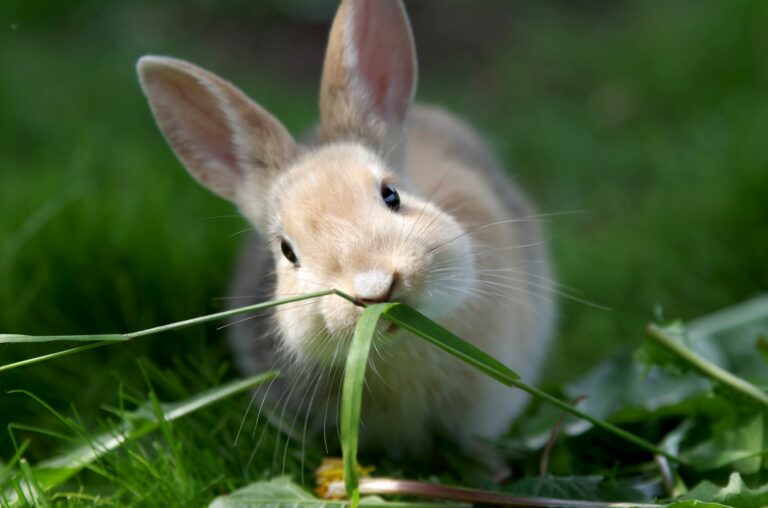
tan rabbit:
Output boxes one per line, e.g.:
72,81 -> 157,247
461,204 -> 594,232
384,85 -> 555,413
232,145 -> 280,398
137,0 -> 555,457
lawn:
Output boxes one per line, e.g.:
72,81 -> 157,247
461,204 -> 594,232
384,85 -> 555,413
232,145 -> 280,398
1,0 -> 767,505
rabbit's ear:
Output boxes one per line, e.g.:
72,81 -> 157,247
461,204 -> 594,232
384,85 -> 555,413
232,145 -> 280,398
137,56 -> 297,203
319,0 -> 417,167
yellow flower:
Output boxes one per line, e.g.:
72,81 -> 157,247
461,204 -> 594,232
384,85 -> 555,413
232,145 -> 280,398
314,457 -> 374,499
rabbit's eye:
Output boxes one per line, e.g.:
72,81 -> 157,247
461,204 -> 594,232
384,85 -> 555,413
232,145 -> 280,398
381,184 -> 400,212
280,239 -> 299,266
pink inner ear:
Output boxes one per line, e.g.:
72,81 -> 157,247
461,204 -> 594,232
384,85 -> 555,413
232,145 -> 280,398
353,0 -> 414,121
164,76 -> 240,176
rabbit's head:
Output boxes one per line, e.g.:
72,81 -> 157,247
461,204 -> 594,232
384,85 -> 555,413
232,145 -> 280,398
137,0 -> 476,364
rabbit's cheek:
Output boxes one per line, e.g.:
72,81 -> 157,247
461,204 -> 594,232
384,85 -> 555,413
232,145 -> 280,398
275,300 -> 325,357
417,233 -> 476,316
275,269 -> 300,296
320,294 -> 363,336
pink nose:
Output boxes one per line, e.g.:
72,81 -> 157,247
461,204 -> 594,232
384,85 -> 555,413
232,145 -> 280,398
353,269 -> 397,303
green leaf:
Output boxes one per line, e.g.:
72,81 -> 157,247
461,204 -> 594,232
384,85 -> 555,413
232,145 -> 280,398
681,413 -> 765,473
509,297 -> 768,452
645,322 -> 768,409
678,472 -> 768,508
664,501 -> 731,508
503,475 -> 649,503
664,296 -> 768,386
209,477 -> 464,508
382,304 -> 520,385
342,304 -> 395,504
756,336 -> 768,364
3,372 -> 277,503
505,356 -> 715,453
637,321 -> 692,375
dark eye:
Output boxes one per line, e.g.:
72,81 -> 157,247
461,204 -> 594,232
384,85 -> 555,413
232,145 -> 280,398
381,184 -> 400,212
280,238 -> 299,266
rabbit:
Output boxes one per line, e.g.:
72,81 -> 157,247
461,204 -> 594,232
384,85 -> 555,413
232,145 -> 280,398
136,0 -> 556,458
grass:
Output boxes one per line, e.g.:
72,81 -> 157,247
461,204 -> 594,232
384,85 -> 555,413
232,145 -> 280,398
1,0 -> 767,505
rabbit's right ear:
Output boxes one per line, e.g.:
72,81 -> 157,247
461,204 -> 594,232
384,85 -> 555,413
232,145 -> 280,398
137,56 -> 297,207
319,0 -> 417,169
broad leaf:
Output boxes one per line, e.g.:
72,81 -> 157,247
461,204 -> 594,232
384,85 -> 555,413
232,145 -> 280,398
503,475 -> 649,503
681,413 -> 764,473
678,473 -> 768,508
209,477 -> 466,508
664,502 -> 731,508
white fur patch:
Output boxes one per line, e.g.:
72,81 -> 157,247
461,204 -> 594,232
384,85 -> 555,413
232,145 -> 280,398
354,268 -> 393,300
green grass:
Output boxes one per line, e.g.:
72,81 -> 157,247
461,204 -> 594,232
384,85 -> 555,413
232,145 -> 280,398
1,0 -> 767,505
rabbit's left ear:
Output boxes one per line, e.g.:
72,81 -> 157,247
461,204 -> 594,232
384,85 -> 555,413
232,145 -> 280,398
319,0 -> 417,168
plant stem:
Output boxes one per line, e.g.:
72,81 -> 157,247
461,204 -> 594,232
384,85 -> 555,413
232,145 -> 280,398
323,478 -> 660,508
646,323 -> 768,408
0,342 -> 112,373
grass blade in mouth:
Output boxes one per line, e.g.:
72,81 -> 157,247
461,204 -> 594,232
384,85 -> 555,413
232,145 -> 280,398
342,303 -> 396,505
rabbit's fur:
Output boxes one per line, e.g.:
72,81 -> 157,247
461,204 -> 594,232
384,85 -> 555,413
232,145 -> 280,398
137,0 -> 555,457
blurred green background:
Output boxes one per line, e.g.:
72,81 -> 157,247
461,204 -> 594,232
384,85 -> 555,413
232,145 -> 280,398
1,0 -> 767,461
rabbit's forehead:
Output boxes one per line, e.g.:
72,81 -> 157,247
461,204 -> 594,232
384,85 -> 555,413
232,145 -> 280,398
277,144 -> 388,236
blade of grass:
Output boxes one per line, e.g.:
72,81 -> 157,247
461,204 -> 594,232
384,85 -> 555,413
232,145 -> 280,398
379,304 -> 685,464
646,323 -> 768,409
0,289 -> 359,373
3,372 -> 277,503
342,303 -> 395,506
0,334 -> 125,344
0,343 -> 113,373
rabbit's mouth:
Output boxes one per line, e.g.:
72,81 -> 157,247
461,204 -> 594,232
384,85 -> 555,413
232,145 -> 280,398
373,319 -> 400,336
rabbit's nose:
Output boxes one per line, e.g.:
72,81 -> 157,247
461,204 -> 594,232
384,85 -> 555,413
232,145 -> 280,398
353,268 -> 397,304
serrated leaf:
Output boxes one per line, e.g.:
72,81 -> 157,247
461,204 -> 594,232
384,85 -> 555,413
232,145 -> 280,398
664,501 -> 731,508
505,355 -> 713,451
637,321 -> 692,375
503,475 -> 650,503
646,323 -> 768,409
685,295 -> 768,385
681,413 -> 764,473
677,472 -> 768,508
518,296 -> 768,448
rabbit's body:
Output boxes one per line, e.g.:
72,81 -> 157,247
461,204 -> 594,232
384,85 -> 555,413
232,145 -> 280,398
138,0 -> 555,458
226,105 -> 554,454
